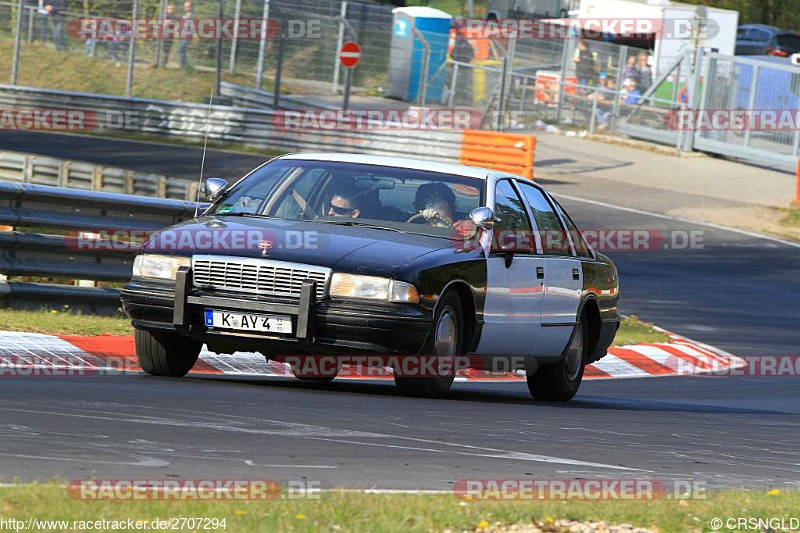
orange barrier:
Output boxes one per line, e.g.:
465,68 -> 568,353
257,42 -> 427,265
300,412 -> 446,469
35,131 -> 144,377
796,158 -> 800,204
459,130 -> 536,180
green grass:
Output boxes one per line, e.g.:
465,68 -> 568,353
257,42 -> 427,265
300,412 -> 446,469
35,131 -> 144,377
0,483 -> 795,532
0,309 -> 131,336
780,205 -> 800,228
613,316 -> 670,346
0,309 -> 668,344
0,38 -> 253,103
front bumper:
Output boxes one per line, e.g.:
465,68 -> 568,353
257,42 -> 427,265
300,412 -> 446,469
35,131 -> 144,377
121,267 -> 431,355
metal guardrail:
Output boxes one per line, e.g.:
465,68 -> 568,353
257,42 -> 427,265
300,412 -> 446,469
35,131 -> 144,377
0,150 -> 194,200
0,182 -> 200,283
0,85 -> 464,163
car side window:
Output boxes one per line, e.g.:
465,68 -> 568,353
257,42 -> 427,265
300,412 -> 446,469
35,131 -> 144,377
493,180 -> 533,253
515,181 -> 572,256
551,198 -> 594,259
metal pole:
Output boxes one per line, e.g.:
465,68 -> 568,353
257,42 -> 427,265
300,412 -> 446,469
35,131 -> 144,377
332,1 -> 347,93
496,42 -> 514,131
229,0 -> 242,74
448,62 -> 459,107
343,68 -> 352,110
27,6 -> 33,44
743,64 -> 759,149
273,22 -> 285,109
589,84 -> 599,134
126,0 -> 139,96
215,0 -> 223,96
555,39 -> 570,124
610,45 -> 626,134
412,27 -> 430,106
256,0 -> 270,91
682,46 -> 703,152
11,0 -> 23,85
154,0 -> 166,67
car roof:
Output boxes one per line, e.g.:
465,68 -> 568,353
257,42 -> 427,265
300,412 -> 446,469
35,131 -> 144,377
277,152 -> 496,180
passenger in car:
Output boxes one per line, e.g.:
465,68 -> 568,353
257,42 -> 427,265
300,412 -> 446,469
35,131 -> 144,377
327,185 -> 365,219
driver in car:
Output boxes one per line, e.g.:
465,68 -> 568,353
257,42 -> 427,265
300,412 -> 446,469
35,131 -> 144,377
413,183 -> 457,227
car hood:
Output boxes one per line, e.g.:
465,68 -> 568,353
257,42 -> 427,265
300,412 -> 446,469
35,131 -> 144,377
144,216 -> 452,277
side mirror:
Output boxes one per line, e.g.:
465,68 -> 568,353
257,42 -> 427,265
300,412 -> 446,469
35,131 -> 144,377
469,207 -> 498,230
204,177 -> 228,201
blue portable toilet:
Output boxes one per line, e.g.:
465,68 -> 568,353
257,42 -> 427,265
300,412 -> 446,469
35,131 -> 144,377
386,7 -> 452,102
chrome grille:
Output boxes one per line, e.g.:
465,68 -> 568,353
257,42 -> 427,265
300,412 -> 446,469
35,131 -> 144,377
192,255 -> 330,301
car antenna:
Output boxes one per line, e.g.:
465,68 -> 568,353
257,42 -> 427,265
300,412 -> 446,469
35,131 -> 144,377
194,88 -> 215,218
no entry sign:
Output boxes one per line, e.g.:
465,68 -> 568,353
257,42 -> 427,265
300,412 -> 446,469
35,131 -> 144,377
339,41 -> 361,68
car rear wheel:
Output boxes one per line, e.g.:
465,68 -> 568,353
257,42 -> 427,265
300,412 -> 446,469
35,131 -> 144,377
394,291 -> 462,399
527,317 -> 588,402
135,329 -> 202,377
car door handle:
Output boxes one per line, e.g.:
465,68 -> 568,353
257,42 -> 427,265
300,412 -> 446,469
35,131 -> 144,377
573,268 -> 580,280
536,266 -> 544,279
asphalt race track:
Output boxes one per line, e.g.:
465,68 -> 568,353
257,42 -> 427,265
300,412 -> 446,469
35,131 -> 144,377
0,131 -> 799,489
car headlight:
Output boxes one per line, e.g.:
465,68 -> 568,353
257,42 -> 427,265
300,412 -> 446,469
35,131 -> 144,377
329,273 -> 419,304
132,254 -> 191,281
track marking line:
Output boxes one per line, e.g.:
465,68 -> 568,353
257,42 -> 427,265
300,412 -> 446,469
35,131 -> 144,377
554,192 -> 800,249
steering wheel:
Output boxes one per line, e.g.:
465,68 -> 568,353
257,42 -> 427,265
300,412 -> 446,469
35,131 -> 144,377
406,212 -> 454,228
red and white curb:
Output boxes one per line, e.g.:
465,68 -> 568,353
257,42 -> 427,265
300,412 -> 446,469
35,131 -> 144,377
0,328 -> 746,381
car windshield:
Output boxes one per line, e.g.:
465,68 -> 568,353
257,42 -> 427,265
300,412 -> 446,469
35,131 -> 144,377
737,28 -> 771,42
775,34 -> 800,49
207,159 -> 485,238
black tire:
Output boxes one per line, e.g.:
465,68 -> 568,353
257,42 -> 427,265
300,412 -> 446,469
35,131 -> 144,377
135,329 -> 202,377
527,317 -> 588,402
394,291 -> 462,399
291,359 -> 341,383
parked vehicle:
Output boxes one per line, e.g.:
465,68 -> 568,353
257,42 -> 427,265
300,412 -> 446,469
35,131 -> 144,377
121,154 -> 620,401
735,24 -> 782,55
486,0 -> 578,20
766,32 -> 800,57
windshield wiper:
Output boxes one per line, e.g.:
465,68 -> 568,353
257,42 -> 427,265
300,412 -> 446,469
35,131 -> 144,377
316,219 -> 407,233
214,212 -> 278,220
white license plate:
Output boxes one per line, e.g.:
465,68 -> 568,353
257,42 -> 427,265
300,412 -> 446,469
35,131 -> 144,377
205,309 -> 293,334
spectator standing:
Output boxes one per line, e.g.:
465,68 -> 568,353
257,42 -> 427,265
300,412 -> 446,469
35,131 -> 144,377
162,4 -> 178,65
45,0 -> 67,51
451,21 -> 475,103
636,52 -> 653,95
573,40 -> 596,90
36,0 -> 48,43
178,0 -> 195,68
622,55 -> 637,88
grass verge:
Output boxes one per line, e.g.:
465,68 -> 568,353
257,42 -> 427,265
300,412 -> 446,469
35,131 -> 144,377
0,309 -> 669,344
0,484 -> 795,532
612,316 -> 670,346
0,309 -> 131,336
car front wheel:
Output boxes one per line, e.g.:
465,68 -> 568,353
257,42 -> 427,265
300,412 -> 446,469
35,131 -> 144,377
135,329 -> 202,377
394,291 -> 462,399
527,317 -> 588,402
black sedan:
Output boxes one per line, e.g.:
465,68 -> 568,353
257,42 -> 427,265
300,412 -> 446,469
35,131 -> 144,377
121,153 -> 620,401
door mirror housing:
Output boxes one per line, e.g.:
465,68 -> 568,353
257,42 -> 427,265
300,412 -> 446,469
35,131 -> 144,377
204,177 -> 228,201
469,207 -> 498,230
